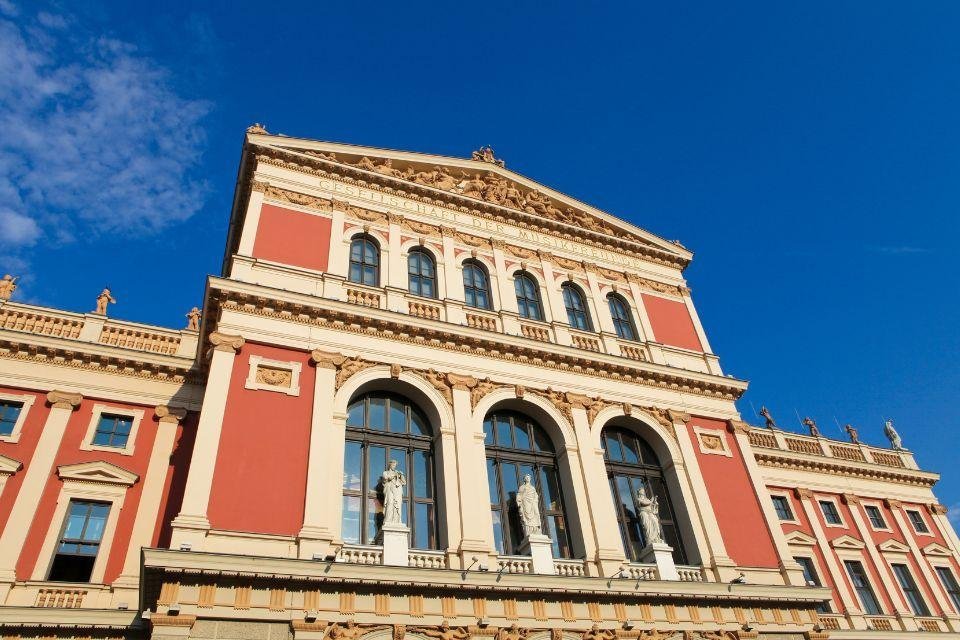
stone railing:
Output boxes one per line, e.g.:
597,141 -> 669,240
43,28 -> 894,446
554,559 -> 587,577
408,300 -> 441,321
0,301 -> 197,359
35,588 -> 86,608
625,563 -> 659,581
619,342 -> 649,362
676,565 -> 707,582
917,618 -> 943,632
829,444 -> 866,462
745,425 -> 916,470
747,430 -> 779,449
865,616 -> 895,631
817,615 -> 843,630
346,288 -> 381,308
570,331 -> 601,352
784,436 -> 822,455
520,323 -> 552,342
496,556 -> 533,574
408,549 -> 447,569
465,311 -> 498,331
336,544 -> 382,565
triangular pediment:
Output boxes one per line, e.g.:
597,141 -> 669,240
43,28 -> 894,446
247,130 -> 692,264
877,539 -> 912,554
57,461 -> 139,486
0,454 -> 23,475
922,542 -> 954,558
785,530 -> 817,546
830,535 -> 866,550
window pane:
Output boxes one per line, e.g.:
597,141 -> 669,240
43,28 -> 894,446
343,441 -> 362,490
513,420 -> 530,450
502,463 -> 519,498
63,510 -> 87,539
540,467 -> 561,511
83,510 -> 107,541
475,290 -> 488,309
604,432 -> 623,461
620,434 -> 640,464
349,263 -> 362,283
388,400 -> 406,433
533,426 -> 553,453
414,503 -> 431,549
413,451 -> 430,498
367,243 -> 379,266
347,401 -> 364,427
491,510 -> 504,554
367,446 -> 386,491
363,265 -> 377,285
486,459 -> 499,504
483,417 -> 494,445
410,409 -> 428,436
368,397 -> 386,430
496,416 -> 512,448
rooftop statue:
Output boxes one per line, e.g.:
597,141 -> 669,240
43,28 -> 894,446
471,145 -> 505,167
759,406 -> 777,429
802,416 -> 820,437
516,474 -> 542,537
884,419 -> 904,451
0,274 -> 17,301
845,423 -> 860,445
93,287 -> 116,315
185,307 -> 201,331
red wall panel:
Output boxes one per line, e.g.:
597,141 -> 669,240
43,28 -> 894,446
688,417 -> 780,567
640,294 -> 703,351
0,387 -> 48,535
207,343 -> 314,536
252,204 -> 332,272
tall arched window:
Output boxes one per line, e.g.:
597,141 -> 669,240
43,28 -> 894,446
408,248 -> 437,298
343,393 -> 437,549
561,282 -> 592,331
484,411 -> 571,558
602,426 -> 687,563
349,235 -> 380,286
462,260 -> 491,309
607,294 -> 638,341
514,272 -> 544,321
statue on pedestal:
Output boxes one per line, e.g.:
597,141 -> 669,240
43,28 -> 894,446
845,424 -> 860,444
884,419 -> 904,450
516,474 -> 542,536
93,287 -> 116,315
381,460 -> 406,526
185,307 -> 201,331
802,417 -> 820,437
0,275 -> 17,301
636,485 -> 664,545
759,406 -> 777,429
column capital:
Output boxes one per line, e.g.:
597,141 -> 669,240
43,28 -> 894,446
155,405 -> 188,424
310,349 -> 347,369
208,331 -> 244,353
928,503 -> 948,515
446,373 -> 477,390
842,493 -> 861,506
727,419 -> 751,435
794,487 -> 814,500
668,409 -> 692,425
564,391 -> 596,411
46,390 -> 82,410
884,498 -> 902,510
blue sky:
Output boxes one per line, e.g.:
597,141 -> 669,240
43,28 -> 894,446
2,2 -> 958,513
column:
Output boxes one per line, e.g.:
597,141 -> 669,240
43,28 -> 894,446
728,421 -> 805,586
795,488 -> 865,630
170,332 -> 244,548
113,405 -> 187,592
297,350 -> 343,559
384,216 -> 406,312
237,182 -> 266,256
440,227 -> 466,326
0,391 -> 82,586
323,208 -> 348,301
584,265 -> 620,355
538,252 -> 569,344
491,240 -> 520,335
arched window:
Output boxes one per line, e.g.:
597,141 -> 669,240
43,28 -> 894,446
607,294 -> 638,341
484,411 -> 571,558
514,272 -> 544,321
561,282 -> 592,331
462,260 -> 491,310
349,235 -> 380,286
408,248 -> 437,298
602,426 -> 687,563
343,393 -> 437,549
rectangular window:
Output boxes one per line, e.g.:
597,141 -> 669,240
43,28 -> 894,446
772,495 -> 793,521
892,563 -> 930,616
907,509 -> 930,534
795,556 -> 831,612
864,505 -> 886,529
48,500 -> 110,583
844,560 -> 882,615
935,566 -> 960,613
819,499 -> 842,525
0,400 -> 23,436
92,414 -> 133,448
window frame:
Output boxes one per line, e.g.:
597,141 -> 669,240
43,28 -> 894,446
348,234 -> 381,287
561,282 -> 593,332
794,555 -> 832,612
891,562 -> 931,616
906,509 -> 932,535
863,503 -> 889,531
0,392 -> 35,443
607,293 -> 638,341
80,404 -> 144,456
513,272 -> 545,322
47,500 -> 111,583
843,558 -> 884,615
407,247 -> 438,299
818,498 -> 845,527
934,565 -> 960,614
462,260 -> 492,310
771,493 -> 796,522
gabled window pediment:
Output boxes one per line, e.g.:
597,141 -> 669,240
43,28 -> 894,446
877,539 -> 912,554
57,461 -> 139,486
0,453 -> 23,476
830,534 -> 865,550
922,542 -> 954,557
785,530 -> 817,546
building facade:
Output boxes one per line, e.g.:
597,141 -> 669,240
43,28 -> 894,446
0,128 -> 957,640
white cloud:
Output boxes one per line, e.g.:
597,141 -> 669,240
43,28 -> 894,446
949,503 -> 960,527
0,5 -> 211,257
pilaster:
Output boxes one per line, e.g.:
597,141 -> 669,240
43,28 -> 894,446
887,501 -> 956,620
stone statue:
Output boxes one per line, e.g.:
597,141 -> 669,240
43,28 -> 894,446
185,307 -> 201,331
460,173 -> 487,199
581,625 -> 615,640
328,621 -> 367,640
472,146 -> 505,167
355,156 -> 378,172
495,624 -> 526,640
516,474 -> 542,537
759,406 -> 777,429
802,417 -> 820,437
411,622 -> 469,640
884,419 -> 904,450
381,459 -> 406,525
0,274 -> 17,301
845,423 -> 860,444
374,158 -> 400,177
93,288 -> 116,315
636,484 -> 664,545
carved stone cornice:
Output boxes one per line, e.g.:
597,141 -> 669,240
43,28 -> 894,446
46,390 -> 82,410
794,488 -> 814,500
336,356 -> 373,390
754,454 -> 937,488
311,349 -> 348,369
155,405 -> 188,423
928,503 -> 948,516
208,331 -> 245,354
667,409 -> 692,424
151,613 -> 197,627
884,498 -> 903,509
727,420 -> 752,435
528,387 -> 574,425
471,377 -> 501,409
625,273 -> 684,296
841,493 -> 861,506
446,373 -> 478,391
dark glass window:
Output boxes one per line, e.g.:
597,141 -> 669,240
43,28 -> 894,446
408,248 -> 437,298
772,495 -> 793,521
795,556 -> 831,612
864,505 -> 887,529
48,500 -> 110,582
844,560 -> 882,615
462,261 -> 491,310
892,563 -> 930,616
935,566 -> 960,613
342,393 -> 436,550
607,294 -> 637,340
92,414 -> 132,448
603,426 -> 688,564
819,500 -> 842,525
349,235 -> 380,286
513,272 -> 544,321
561,283 -> 592,331
484,411 -> 571,558
0,400 -> 23,436
907,509 -> 930,534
